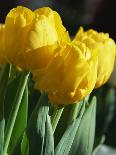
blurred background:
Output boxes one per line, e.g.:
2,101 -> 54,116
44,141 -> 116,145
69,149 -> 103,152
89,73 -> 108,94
0,0 -> 116,154
0,0 -> 116,39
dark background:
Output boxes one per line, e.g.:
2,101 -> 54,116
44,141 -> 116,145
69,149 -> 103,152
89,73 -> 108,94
0,0 -> 116,148
0,0 -> 116,39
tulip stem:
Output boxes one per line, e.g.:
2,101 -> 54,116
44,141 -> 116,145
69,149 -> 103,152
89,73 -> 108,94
67,102 -> 81,124
3,71 -> 29,155
51,107 -> 64,133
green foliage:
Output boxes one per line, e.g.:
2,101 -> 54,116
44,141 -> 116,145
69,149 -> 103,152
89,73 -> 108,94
69,97 -> 96,155
27,94 -> 54,155
0,119 -> 5,155
1,64 -> 114,155
0,64 -> 11,155
3,67 -> 29,155
54,97 -> 96,155
21,132 -> 29,155
8,86 -> 28,154
54,101 -> 85,155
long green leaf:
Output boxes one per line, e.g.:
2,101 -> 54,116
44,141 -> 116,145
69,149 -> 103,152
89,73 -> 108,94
27,94 -> 54,155
8,85 -> 28,154
4,73 -> 22,125
69,97 -> 96,155
43,115 -> 54,155
0,119 -> 5,155
0,64 -> 11,155
21,132 -> 29,155
51,107 -> 64,133
54,102 -> 85,155
4,71 -> 29,155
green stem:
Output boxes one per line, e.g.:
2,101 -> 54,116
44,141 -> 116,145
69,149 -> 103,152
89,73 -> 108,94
67,103 -> 80,125
3,71 -> 29,155
67,100 -> 86,125
51,107 -> 64,133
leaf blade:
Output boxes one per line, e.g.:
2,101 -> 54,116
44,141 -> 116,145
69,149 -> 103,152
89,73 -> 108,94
69,97 -> 96,155
0,64 -> 11,155
54,102 -> 85,155
8,85 -> 28,154
27,94 -> 54,155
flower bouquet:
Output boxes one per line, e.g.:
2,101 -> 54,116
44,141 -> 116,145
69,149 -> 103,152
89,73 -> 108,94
0,6 -> 115,155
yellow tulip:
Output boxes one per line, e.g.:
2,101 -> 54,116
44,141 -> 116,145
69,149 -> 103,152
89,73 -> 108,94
0,24 -> 5,65
74,27 -> 116,88
34,7 -> 71,45
33,41 -> 98,105
4,6 -> 70,70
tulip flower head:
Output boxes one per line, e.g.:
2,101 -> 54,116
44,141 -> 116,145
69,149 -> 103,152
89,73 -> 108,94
75,27 -> 116,88
3,6 -> 116,105
4,6 -> 70,70
33,41 -> 98,105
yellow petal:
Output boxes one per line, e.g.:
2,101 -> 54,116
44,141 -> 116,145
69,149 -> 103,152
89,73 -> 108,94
4,6 -> 35,67
95,39 -> 116,87
26,15 -> 58,51
24,44 -> 56,70
35,7 -> 71,44
33,42 -> 97,104
4,6 -> 69,70
74,27 -> 116,88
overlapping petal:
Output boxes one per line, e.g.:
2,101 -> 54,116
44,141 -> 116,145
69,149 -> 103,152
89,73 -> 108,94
33,42 -> 98,104
74,27 -> 116,88
3,6 -> 116,105
4,6 -> 70,70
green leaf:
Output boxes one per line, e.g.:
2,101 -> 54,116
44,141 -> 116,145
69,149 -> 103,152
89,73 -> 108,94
27,94 -> 54,155
69,97 -> 96,155
92,135 -> 105,155
67,100 -> 84,125
21,132 -> 29,155
0,119 -> 5,155
102,88 -> 115,132
0,64 -> 11,118
51,107 -> 64,133
54,102 -> 85,155
4,71 -> 29,155
8,85 -> 28,154
4,73 -> 22,125
43,114 -> 54,155
94,86 -> 115,136
0,64 -> 11,155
